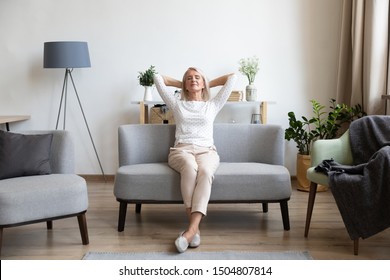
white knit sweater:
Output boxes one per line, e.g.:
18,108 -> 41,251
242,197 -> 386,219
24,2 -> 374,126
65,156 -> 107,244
154,74 -> 237,147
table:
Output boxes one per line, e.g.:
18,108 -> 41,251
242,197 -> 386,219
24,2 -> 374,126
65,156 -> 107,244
131,101 -> 269,124
0,115 -> 31,131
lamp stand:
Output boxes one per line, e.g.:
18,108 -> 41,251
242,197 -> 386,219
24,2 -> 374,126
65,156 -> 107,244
56,68 -> 106,181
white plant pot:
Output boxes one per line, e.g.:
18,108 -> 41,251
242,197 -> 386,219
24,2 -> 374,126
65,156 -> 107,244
143,86 -> 153,101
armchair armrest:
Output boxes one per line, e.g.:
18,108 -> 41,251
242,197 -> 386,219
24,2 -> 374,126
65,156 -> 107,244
311,130 -> 353,167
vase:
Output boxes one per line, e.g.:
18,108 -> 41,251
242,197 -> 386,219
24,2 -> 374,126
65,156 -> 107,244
143,86 -> 153,101
251,114 -> 261,124
246,84 -> 257,101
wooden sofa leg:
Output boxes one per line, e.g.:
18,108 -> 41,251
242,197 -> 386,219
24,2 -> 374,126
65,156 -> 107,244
118,202 -> 128,232
354,239 -> 359,255
262,203 -> 268,213
280,201 -> 290,230
77,213 -> 89,245
46,221 -> 53,230
0,227 -> 3,256
304,182 -> 318,237
135,203 -> 142,214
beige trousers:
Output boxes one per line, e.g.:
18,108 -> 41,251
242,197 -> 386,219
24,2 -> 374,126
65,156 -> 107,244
168,143 -> 220,215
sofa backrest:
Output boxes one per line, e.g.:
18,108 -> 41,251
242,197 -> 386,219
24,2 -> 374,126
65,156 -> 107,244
214,124 -> 284,164
20,130 -> 75,174
118,124 -> 285,166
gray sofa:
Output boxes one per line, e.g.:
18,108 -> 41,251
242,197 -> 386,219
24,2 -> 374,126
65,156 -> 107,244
114,124 -> 292,232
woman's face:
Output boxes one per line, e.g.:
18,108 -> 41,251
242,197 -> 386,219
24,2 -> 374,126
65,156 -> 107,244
184,69 -> 205,94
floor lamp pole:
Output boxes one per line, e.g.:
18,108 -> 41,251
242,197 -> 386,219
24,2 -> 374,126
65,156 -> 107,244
55,68 -> 106,181
55,69 -> 69,130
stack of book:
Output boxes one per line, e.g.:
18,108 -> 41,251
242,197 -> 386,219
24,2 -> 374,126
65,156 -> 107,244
227,90 -> 242,102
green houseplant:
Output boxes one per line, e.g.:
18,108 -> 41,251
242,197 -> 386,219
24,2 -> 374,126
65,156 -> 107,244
285,99 -> 366,155
138,65 -> 157,87
285,99 -> 366,191
138,65 -> 157,101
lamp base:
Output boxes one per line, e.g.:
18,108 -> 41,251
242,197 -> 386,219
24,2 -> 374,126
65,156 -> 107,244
55,68 -> 106,181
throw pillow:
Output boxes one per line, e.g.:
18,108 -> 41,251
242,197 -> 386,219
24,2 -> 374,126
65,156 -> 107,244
0,130 -> 53,180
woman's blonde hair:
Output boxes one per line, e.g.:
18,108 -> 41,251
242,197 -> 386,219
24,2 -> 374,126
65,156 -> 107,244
181,67 -> 210,101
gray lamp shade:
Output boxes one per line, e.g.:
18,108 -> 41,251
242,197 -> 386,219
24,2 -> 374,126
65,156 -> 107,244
43,41 -> 91,68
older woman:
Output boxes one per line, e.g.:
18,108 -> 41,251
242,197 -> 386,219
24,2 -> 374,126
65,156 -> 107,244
154,67 -> 236,253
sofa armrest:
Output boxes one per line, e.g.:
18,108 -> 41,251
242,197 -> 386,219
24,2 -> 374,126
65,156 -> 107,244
311,129 -> 353,167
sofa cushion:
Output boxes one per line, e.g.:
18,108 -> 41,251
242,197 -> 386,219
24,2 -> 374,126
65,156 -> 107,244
212,163 -> 291,200
114,163 -> 182,201
0,131 -> 53,180
114,162 -> 291,202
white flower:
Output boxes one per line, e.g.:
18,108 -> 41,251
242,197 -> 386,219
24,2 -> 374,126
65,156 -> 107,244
238,56 -> 259,84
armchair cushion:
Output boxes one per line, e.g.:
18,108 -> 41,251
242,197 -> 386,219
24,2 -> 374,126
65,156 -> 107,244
307,130 -> 353,187
0,174 -> 88,225
0,131 -> 53,180
306,167 -> 328,186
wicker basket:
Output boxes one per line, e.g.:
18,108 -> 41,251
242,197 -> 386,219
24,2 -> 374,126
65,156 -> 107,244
150,106 -> 175,124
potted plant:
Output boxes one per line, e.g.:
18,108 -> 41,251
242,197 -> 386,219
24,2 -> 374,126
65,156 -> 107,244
285,99 -> 366,191
138,65 -> 157,101
238,56 -> 259,101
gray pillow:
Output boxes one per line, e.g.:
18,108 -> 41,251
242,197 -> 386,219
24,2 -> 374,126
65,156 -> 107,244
0,131 -> 53,180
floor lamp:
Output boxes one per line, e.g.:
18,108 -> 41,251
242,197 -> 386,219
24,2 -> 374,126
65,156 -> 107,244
43,41 -> 106,180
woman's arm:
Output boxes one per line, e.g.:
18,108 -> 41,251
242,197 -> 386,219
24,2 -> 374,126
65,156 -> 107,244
210,73 -> 237,109
162,75 -> 182,88
209,73 -> 235,88
153,74 -> 179,109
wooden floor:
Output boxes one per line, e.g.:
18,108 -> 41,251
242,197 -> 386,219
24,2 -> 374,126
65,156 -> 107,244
1,178 -> 390,260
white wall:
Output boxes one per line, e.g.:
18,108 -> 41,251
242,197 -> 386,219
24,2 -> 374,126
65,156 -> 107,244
0,0 -> 343,175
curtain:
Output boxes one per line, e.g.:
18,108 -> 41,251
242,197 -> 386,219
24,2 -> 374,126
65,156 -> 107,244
336,0 -> 389,115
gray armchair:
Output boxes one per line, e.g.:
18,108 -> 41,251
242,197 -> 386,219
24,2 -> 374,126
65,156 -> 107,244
0,130 -> 89,255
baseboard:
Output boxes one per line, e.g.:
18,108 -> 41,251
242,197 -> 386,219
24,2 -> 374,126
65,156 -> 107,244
79,174 -> 115,182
